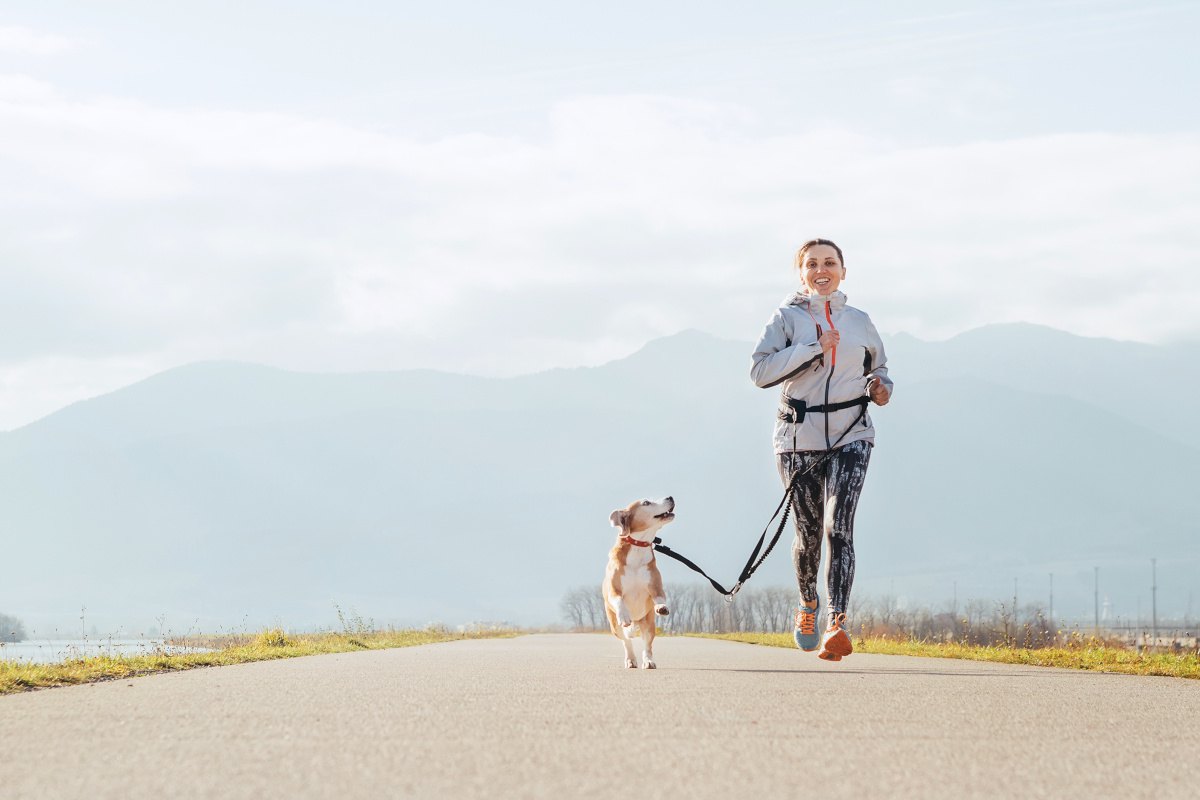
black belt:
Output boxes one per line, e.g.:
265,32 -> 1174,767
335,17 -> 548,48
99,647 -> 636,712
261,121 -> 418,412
778,395 -> 869,424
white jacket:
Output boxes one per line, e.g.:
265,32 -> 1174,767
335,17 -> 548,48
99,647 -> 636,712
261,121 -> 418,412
750,290 -> 892,453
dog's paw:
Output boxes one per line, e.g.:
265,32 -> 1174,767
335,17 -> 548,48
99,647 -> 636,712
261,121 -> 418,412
654,604 -> 670,616
617,612 -> 632,627
642,658 -> 656,670
624,657 -> 637,669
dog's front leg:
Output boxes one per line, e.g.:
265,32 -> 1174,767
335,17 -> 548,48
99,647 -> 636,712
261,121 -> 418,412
649,567 -> 669,617
609,595 -> 633,628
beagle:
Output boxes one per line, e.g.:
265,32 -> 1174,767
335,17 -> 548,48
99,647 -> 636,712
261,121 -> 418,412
603,496 -> 675,669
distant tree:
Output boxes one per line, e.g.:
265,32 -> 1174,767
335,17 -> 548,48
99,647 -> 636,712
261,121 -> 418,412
1,613 -> 28,642
559,587 -> 587,630
559,587 -> 608,631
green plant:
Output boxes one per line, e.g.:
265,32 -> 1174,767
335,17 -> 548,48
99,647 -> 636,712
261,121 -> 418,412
253,628 -> 293,648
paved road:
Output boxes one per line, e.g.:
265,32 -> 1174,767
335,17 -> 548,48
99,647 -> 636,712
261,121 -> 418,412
2,634 -> 1198,799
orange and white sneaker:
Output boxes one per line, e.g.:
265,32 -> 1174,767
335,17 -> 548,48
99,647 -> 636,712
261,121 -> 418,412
818,612 -> 853,661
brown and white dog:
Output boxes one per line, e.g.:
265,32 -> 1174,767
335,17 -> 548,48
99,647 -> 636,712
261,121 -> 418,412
603,496 -> 675,669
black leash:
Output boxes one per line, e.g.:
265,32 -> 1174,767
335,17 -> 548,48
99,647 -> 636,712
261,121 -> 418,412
652,402 -> 867,600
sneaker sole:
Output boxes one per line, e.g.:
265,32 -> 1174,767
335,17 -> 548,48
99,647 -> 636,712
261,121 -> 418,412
818,628 -> 853,660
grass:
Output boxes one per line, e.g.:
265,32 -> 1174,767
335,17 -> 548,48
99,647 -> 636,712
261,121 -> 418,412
693,632 -> 1200,680
0,627 -> 517,695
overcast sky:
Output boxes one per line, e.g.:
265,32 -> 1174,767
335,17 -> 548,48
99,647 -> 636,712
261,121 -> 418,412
2,1 -> 1198,430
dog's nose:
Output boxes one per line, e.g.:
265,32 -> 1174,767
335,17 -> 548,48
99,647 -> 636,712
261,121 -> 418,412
665,496 -> 674,505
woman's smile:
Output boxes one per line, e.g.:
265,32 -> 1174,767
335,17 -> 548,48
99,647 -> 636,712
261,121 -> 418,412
801,243 -> 846,296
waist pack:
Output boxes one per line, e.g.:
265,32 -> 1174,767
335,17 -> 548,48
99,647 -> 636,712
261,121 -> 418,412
778,394 -> 869,424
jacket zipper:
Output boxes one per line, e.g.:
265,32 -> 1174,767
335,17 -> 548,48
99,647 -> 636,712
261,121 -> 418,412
822,300 -> 837,449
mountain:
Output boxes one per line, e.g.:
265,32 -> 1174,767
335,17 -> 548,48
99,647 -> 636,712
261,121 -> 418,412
888,323 -> 1200,448
2,325 -> 1197,634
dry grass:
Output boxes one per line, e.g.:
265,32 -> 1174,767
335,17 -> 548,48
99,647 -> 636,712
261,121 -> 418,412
0,628 -> 517,695
694,632 -> 1200,680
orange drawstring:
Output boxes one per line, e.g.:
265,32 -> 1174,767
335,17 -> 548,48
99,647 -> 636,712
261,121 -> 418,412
824,300 -> 837,368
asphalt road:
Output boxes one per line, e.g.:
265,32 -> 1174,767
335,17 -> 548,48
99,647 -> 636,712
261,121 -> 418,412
2,634 -> 1198,799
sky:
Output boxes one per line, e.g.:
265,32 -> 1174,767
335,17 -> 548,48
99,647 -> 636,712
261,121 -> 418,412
2,0 -> 1198,431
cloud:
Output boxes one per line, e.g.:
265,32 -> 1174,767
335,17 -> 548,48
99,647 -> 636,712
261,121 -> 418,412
2,84 -> 1198,428
0,25 -> 73,56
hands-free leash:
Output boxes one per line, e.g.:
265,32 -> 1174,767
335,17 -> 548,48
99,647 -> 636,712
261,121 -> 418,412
652,398 -> 867,602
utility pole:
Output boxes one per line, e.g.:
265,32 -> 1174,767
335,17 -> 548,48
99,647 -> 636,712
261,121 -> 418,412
1013,578 -> 1019,628
1049,572 -> 1054,627
1151,558 -> 1158,645
1094,567 -> 1100,634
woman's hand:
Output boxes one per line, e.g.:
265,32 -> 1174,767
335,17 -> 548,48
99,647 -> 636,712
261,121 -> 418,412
818,330 -> 840,354
867,377 -> 890,406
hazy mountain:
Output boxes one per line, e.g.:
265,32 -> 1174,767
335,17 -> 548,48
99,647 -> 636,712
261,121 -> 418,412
2,325 -> 1197,634
889,323 -> 1200,448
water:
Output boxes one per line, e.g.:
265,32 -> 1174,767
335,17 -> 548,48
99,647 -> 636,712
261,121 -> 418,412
0,639 -> 210,664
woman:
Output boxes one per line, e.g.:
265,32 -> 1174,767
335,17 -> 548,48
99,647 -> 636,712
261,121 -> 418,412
750,238 -> 892,661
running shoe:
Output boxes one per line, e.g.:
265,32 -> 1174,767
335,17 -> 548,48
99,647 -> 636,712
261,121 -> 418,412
818,612 -> 853,661
793,600 -> 820,652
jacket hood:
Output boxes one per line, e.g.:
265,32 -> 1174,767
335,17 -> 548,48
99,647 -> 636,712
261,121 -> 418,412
785,289 -> 848,309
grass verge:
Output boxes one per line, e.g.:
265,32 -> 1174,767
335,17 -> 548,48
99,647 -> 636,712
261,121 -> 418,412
1,628 -> 518,695
693,633 -> 1200,680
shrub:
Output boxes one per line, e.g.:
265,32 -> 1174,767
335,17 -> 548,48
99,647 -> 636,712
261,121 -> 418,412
253,628 -> 293,648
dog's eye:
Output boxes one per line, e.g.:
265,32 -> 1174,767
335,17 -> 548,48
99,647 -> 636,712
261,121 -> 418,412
641,500 -> 650,506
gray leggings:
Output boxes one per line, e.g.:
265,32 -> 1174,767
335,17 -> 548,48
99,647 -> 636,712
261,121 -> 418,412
776,439 -> 873,618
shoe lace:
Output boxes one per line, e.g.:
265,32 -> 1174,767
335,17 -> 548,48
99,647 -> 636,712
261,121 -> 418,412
827,612 -> 847,632
795,607 -> 816,635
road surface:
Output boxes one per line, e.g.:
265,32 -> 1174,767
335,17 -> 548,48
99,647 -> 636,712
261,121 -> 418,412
2,634 -> 1198,799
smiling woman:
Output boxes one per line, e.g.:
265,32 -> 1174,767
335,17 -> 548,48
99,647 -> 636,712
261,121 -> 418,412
750,238 -> 893,662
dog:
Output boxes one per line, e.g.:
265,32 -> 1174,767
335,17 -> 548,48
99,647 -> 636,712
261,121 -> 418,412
603,496 -> 675,669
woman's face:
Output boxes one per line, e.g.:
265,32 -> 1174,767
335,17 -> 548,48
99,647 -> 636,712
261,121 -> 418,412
800,244 -> 845,295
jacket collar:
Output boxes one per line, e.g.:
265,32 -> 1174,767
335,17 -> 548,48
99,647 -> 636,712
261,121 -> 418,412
786,289 -> 847,310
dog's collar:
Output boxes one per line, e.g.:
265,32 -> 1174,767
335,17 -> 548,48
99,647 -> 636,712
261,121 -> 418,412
619,535 -> 654,548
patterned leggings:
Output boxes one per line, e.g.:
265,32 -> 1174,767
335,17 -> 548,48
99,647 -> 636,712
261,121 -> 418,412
776,439 -> 873,619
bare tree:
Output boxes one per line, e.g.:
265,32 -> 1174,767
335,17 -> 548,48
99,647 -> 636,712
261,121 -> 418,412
0,613 -> 27,642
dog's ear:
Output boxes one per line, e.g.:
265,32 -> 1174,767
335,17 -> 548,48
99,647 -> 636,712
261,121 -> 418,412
609,509 -> 627,530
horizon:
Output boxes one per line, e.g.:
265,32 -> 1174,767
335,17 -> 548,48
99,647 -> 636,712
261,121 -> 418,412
3,312 -> 1196,634
3,319 -> 1192,434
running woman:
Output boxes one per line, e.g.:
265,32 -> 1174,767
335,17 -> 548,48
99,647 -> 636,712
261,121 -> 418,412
749,239 -> 892,660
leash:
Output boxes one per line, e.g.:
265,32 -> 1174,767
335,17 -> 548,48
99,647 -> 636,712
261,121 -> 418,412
652,402 -> 867,601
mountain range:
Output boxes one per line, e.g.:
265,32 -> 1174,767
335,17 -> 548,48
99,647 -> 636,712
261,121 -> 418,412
2,323 -> 1197,633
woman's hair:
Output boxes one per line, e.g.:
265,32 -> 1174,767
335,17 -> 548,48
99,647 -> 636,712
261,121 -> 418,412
794,238 -> 845,271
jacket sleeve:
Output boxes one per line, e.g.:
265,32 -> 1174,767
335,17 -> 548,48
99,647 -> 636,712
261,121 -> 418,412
750,308 -> 824,389
864,315 -> 893,397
